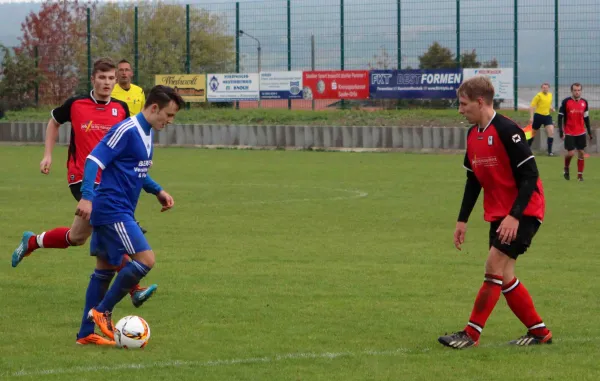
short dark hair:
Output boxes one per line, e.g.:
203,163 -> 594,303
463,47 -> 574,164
145,85 -> 185,111
541,82 -> 550,87
571,82 -> 582,90
92,58 -> 116,76
118,59 -> 131,67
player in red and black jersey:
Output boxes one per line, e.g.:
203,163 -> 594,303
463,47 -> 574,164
11,58 -> 157,345
438,76 -> 552,349
558,83 -> 592,181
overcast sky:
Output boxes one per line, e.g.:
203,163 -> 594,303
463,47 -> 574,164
0,0 -> 597,85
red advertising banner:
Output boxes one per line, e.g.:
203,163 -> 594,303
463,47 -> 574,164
302,71 -> 370,100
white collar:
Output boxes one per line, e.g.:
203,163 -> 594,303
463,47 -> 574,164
90,90 -> 111,105
478,111 -> 496,133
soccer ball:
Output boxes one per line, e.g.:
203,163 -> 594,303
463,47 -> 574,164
114,315 -> 151,349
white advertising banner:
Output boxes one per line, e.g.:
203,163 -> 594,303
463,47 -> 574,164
207,73 -> 260,102
462,68 -> 514,100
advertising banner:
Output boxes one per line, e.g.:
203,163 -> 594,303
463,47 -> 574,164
369,69 -> 462,99
302,71 -> 369,100
206,73 -> 260,102
154,74 -> 206,102
260,71 -> 303,100
462,68 -> 514,100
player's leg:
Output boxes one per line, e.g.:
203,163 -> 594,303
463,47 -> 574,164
76,230 -> 117,346
115,254 -> 158,308
89,221 -> 154,338
528,114 -> 542,147
545,121 -> 555,156
11,183 -> 93,267
438,223 -> 511,349
576,136 -> 587,181
11,214 -> 92,267
563,136 -> 575,180
500,217 -> 552,345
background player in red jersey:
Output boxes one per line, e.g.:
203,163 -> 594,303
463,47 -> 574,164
558,83 -> 592,181
438,76 -> 552,349
11,59 -> 157,344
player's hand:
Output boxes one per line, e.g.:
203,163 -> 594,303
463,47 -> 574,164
496,215 -> 519,245
40,156 -> 52,174
156,190 -> 174,212
589,134 -> 594,141
454,222 -> 467,251
75,199 -> 93,221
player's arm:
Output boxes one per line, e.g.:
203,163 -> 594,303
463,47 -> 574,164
529,95 -> 538,122
499,126 -> 539,220
41,98 -> 75,174
143,175 -> 175,212
557,98 -> 567,138
457,165 -> 482,223
454,151 -> 482,250
584,99 -> 592,139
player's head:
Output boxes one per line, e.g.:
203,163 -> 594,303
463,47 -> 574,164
571,83 -> 582,100
91,58 -> 116,100
117,59 -> 133,87
456,76 -> 495,125
541,82 -> 550,93
142,85 -> 185,131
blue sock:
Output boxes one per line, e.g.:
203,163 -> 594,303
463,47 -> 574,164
77,269 -> 115,339
97,260 -> 151,313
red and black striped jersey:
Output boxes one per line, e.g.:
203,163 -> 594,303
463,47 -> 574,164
463,113 -> 545,222
51,91 -> 129,185
558,97 -> 589,136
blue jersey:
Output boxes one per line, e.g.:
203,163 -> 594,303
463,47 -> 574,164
87,114 -> 154,226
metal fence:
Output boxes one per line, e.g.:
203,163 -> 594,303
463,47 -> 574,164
2,0 -> 599,110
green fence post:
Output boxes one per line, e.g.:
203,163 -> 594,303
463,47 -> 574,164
34,45 -> 38,106
287,0 -> 292,110
185,4 -> 191,110
87,7 -> 91,94
456,0 -> 460,67
554,0 -> 559,109
235,2 -> 240,110
513,0 -> 518,110
134,6 -> 139,85
340,0 -> 344,109
397,0 -> 401,69
340,0 -> 344,71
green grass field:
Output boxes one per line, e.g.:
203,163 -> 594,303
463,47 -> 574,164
1,146 -> 599,380
5,107 -> 600,128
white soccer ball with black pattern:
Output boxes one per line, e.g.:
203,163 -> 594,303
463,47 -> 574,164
114,315 -> 151,349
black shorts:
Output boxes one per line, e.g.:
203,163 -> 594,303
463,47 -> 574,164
489,216 -> 541,259
564,134 -> 587,151
69,183 -> 98,202
532,113 -> 553,130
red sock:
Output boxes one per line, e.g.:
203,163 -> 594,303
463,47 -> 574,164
564,155 -> 572,169
464,274 -> 503,341
578,158 -> 585,176
39,227 -> 72,249
502,278 -> 550,337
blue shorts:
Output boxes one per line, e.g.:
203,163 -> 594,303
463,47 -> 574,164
90,221 -> 151,266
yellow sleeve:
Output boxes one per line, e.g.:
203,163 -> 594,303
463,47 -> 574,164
530,94 -> 539,107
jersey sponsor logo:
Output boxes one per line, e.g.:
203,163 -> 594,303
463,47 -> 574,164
135,160 -> 153,178
82,120 -> 113,132
512,134 -> 521,143
471,154 -> 499,168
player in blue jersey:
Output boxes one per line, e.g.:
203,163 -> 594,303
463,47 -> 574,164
74,85 -> 185,345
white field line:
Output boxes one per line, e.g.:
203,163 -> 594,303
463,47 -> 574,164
6,337 -> 595,378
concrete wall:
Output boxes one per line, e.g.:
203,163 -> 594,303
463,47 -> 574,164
1,121 -> 598,153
